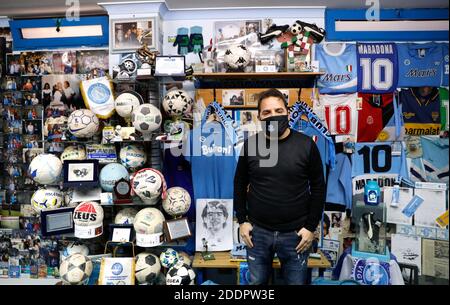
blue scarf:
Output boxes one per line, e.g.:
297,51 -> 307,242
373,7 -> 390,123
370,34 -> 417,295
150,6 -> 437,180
289,101 -> 336,170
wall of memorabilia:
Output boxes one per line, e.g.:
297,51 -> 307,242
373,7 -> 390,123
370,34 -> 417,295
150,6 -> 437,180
0,3 -> 449,286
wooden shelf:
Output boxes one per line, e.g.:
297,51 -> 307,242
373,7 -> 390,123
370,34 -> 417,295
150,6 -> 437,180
194,72 -> 323,80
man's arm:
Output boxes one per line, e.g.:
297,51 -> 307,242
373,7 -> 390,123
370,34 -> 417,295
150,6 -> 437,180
233,143 -> 249,224
304,139 -> 326,232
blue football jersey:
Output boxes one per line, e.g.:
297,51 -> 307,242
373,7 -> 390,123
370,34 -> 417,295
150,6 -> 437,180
326,153 -> 353,209
397,43 -> 444,88
351,142 -> 409,195
400,88 -> 441,136
184,121 -> 240,200
357,43 -> 398,94
316,43 -> 358,93
442,43 -> 449,87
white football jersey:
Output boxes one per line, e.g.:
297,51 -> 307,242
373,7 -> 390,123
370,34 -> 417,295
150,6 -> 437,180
314,93 -> 359,137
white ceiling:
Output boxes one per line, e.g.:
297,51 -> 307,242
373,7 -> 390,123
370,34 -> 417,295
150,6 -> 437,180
0,0 -> 448,18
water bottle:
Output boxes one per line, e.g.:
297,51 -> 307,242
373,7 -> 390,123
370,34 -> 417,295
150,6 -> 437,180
364,180 -> 380,206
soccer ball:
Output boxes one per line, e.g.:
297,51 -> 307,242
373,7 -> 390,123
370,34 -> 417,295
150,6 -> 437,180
133,207 -> 165,235
67,109 -> 99,138
31,187 -> 64,212
60,253 -> 93,285
28,154 -> 63,185
114,207 -> 138,225
119,144 -> 147,170
131,168 -> 165,205
162,90 -> 193,117
114,91 -> 142,118
166,261 -> 196,285
60,145 -> 86,162
61,242 -> 89,260
290,22 -> 303,36
99,163 -> 129,192
223,45 -> 251,70
135,252 -> 161,284
159,248 -> 179,269
131,104 -> 162,133
162,187 -> 191,217
178,251 -> 192,266
73,201 -> 104,238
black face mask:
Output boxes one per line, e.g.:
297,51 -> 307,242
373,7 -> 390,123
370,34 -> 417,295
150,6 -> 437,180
261,115 -> 289,137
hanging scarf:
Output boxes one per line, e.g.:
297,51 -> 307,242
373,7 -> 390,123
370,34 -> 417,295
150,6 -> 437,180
289,101 -> 336,170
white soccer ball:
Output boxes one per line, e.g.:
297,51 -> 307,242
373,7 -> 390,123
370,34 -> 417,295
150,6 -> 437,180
162,187 -> 191,217
119,144 -> 147,170
60,145 -> 86,162
61,242 -> 89,261
60,253 -> 93,285
99,163 -> 129,192
67,109 -> 99,138
114,91 -> 142,118
135,252 -> 161,284
131,104 -> 162,134
131,168 -> 165,205
224,44 -> 251,70
28,154 -> 63,185
159,248 -> 179,269
162,90 -> 193,117
31,187 -> 64,212
114,207 -> 138,225
290,22 -> 303,36
166,261 -> 196,285
73,201 -> 104,238
133,207 -> 165,235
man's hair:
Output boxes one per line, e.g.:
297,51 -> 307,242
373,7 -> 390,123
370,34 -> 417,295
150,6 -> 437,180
201,201 -> 228,228
257,88 -> 288,114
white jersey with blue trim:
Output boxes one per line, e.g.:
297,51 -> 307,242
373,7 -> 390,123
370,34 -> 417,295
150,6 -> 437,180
316,43 -> 358,94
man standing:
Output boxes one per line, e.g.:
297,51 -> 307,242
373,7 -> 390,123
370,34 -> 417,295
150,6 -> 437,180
234,88 -> 325,285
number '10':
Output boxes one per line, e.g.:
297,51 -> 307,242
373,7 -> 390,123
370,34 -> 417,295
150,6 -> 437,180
358,145 -> 392,173
360,58 -> 393,91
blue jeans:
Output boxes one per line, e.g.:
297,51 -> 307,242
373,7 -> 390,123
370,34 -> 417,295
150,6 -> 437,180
246,224 -> 309,285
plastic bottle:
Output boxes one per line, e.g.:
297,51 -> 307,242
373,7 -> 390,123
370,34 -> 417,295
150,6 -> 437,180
364,180 -> 380,206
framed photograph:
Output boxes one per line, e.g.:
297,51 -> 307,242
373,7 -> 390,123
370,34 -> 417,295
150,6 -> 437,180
75,50 -> 109,75
40,207 -> 75,237
52,51 -> 77,74
41,74 -> 84,115
63,160 -> 99,188
163,218 -> 192,242
111,18 -> 155,53
222,89 -> 245,107
109,224 -> 134,243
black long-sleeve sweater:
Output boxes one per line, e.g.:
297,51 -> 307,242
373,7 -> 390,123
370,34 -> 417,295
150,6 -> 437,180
234,130 -> 326,232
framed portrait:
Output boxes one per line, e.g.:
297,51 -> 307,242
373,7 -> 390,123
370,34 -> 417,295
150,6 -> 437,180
63,159 -> 99,188
222,89 -> 245,107
111,18 -> 155,53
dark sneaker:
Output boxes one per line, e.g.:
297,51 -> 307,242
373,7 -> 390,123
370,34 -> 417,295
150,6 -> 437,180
258,24 -> 290,44
294,20 -> 326,43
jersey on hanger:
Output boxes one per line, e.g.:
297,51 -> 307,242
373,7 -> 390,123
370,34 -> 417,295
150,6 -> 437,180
326,153 -> 353,210
440,87 -> 449,131
315,93 -> 358,137
351,142 -> 409,195
397,42 -> 443,88
442,43 -> 449,86
357,43 -> 398,94
357,93 -> 397,142
184,121 -> 240,200
316,43 -> 358,94
400,87 -> 441,136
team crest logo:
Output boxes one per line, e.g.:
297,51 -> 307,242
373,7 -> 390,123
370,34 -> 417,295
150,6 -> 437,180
404,59 -> 411,66
366,116 -> 374,125
88,83 -> 111,105
403,112 -> 415,120
432,112 -> 439,121
353,258 -> 390,285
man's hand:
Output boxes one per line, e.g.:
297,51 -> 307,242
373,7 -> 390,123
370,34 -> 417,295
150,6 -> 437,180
296,228 -> 314,253
239,222 -> 254,248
